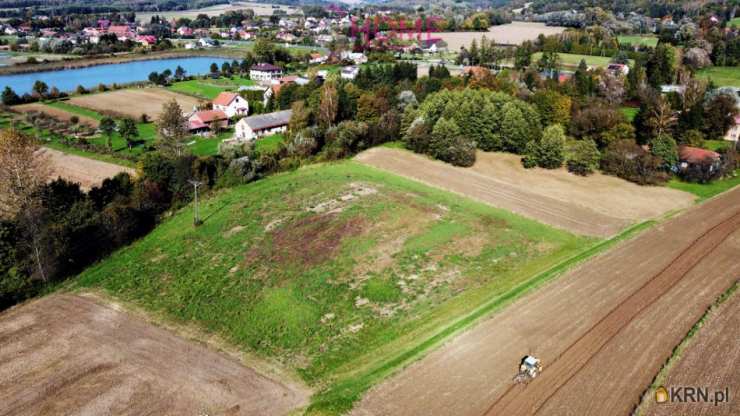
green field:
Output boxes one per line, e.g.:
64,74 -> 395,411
254,133 -> 286,153
74,161 -> 594,413
621,106 -> 639,121
169,76 -> 256,99
696,66 -> 740,87
532,52 -> 633,69
668,170 -> 740,201
730,17 -> 740,27
617,35 -> 659,48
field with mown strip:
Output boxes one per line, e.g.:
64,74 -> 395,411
696,66 -> 740,87
74,161 -> 591,412
169,76 -> 256,99
617,35 -> 659,47
531,52 -> 633,68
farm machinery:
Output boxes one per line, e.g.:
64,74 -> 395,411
513,355 -> 542,384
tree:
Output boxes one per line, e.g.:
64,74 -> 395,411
288,100 -> 311,134
523,124 -> 566,169
649,133 -> 678,170
703,93 -> 738,140
0,129 -> 49,219
209,62 -> 219,75
156,99 -> 189,157
31,80 -> 48,98
1,87 -> 20,105
429,117 -> 476,167
118,118 -> 138,150
99,117 -> 116,150
566,139 -> 600,175
531,90 -> 571,127
318,81 -> 338,127
174,65 -> 186,80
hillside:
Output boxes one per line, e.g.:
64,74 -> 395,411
74,161 -> 590,411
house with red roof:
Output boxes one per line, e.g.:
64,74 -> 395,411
136,35 -> 157,47
188,110 -> 228,134
678,145 -> 721,172
212,92 -> 249,118
107,25 -> 134,41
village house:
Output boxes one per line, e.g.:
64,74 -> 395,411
212,92 -> 249,118
177,26 -> 193,37
607,63 -> 630,76
136,35 -> 157,47
234,109 -> 292,141
107,25 -> 134,41
724,115 -> 740,142
250,63 -> 283,82
678,146 -> 721,172
309,53 -> 327,64
188,110 -> 228,134
340,66 -> 359,80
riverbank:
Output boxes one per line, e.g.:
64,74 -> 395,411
0,48 -> 243,76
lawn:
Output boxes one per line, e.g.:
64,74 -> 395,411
169,76 -> 256,99
729,17 -> 740,27
189,128 -> 234,156
668,171 -> 740,201
74,161 -> 595,414
617,35 -> 659,48
255,133 -> 285,153
531,52 -> 633,68
621,106 -> 639,121
696,66 -> 740,87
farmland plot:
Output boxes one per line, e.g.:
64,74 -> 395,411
68,88 -> 204,119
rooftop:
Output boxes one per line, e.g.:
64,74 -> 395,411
241,109 -> 292,131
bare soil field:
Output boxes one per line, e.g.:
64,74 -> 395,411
68,88 -> 204,119
642,291 -> 740,416
353,187 -> 740,416
356,148 -> 694,237
0,293 -> 310,416
136,1 -> 299,22
437,22 -> 566,49
15,103 -> 99,127
42,147 -> 135,189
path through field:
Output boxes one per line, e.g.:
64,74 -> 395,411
353,186 -> 740,416
43,147 -> 135,189
356,148 -> 693,237
0,293 -> 310,416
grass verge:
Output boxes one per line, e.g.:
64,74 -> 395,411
668,171 -> 740,201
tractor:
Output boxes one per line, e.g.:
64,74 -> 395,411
513,355 -> 542,384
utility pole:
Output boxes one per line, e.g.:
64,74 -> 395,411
189,179 -> 203,226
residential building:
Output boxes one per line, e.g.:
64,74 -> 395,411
250,63 -> 283,82
341,65 -> 359,80
188,110 -> 228,134
724,115 -> 740,142
234,110 -> 292,141
212,92 -> 249,118
678,146 -> 721,172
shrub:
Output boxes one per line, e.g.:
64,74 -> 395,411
601,139 -> 669,185
566,139 -> 600,176
649,134 -> 678,170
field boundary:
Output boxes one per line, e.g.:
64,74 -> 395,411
631,279 -> 739,416
308,219 -> 655,414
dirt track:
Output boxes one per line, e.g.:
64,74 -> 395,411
353,186 -> 740,416
645,289 -> 740,416
43,147 -> 135,189
0,293 -> 310,416
355,148 -> 693,237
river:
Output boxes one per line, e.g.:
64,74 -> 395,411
0,56 -> 230,95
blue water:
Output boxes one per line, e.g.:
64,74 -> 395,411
0,56 -> 230,95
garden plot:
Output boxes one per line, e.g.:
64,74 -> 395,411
68,88 -> 204,119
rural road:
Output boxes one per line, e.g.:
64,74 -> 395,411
43,147 -> 135,189
353,186 -> 740,416
0,294 -> 310,416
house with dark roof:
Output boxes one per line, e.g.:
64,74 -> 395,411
250,63 -> 283,83
234,109 -> 292,141
212,92 -> 249,118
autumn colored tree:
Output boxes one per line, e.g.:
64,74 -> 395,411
318,81 -> 338,128
156,99 -> 189,157
0,129 -> 49,219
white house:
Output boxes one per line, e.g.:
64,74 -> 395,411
340,51 -> 367,64
235,109 -> 292,141
250,63 -> 283,83
212,92 -> 249,118
340,65 -> 359,80
724,115 -> 740,142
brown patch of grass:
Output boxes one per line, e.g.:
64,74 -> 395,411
269,213 -> 368,267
